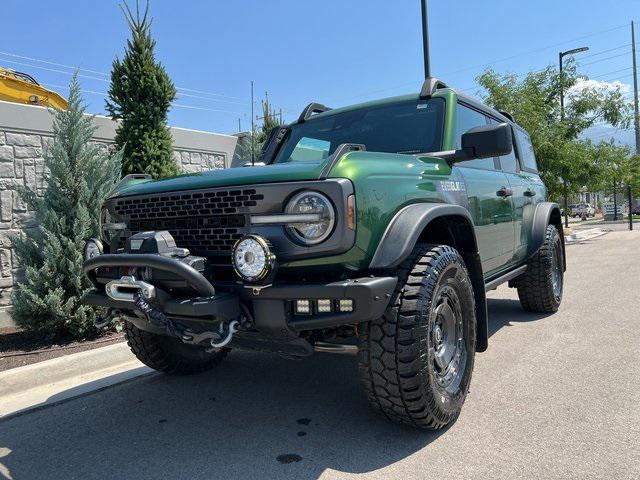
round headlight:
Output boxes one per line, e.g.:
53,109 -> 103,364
232,235 -> 276,283
84,238 -> 103,260
285,191 -> 335,245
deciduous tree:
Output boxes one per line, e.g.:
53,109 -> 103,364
477,61 -> 630,202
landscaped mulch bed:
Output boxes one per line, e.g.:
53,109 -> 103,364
0,330 -> 125,372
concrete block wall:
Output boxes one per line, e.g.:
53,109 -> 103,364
0,100 -> 237,328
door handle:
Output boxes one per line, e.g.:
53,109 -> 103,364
524,189 -> 536,197
496,187 -> 513,198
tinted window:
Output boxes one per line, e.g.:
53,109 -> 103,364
515,129 -> 538,171
455,103 -> 495,170
488,118 -> 518,173
274,98 -> 445,163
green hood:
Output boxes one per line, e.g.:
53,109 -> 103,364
110,161 -> 325,198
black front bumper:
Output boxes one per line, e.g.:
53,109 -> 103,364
239,277 -> 397,331
83,253 -> 397,332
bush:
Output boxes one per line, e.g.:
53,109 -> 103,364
11,76 -> 122,339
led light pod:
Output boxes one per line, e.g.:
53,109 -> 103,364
232,235 -> 277,283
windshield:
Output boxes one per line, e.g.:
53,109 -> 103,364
274,98 -> 445,163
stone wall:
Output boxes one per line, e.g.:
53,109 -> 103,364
0,100 -> 237,328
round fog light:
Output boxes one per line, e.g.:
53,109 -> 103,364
232,235 -> 276,283
84,238 -> 103,260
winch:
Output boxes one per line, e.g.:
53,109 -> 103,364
125,231 -> 206,292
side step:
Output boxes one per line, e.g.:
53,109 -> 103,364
484,265 -> 527,292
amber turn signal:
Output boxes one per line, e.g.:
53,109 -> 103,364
347,194 -> 356,230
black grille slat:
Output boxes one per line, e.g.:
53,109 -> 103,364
124,215 -> 246,254
113,189 -> 264,218
111,188 -> 263,257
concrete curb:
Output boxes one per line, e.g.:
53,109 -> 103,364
0,342 -> 153,419
565,227 -> 607,243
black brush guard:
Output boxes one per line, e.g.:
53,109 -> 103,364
83,252 -> 397,356
83,254 -> 240,323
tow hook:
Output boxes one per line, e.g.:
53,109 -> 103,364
132,291 -> 240,349
210,320 -> 239,348
182,320 -> 239,349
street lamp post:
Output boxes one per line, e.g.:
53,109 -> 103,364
559,46 -> 589,228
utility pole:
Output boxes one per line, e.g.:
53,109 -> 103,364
632,21 -> 640,154
250,80 -> 255,165
256,93 -> 280,125
558,46 -> 589,228
238,118 -> 241,133
420,0 -> 431,79
628,21 -> 638,230
559,52 -> 564,122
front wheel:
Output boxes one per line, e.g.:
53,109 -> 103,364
125,321 -> 228,374
357,244 -> 476,430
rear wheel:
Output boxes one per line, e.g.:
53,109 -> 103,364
357,244 -> 476,430
124,321 -> 228,374
516,224 -> 564,313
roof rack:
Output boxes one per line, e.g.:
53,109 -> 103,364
297,102 -> 332,123
419,77 -> 448,99
498,111 -> 515,122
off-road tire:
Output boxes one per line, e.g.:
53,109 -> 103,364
358,244 -> 476,430
516,224 -> 563,313
124,321 -> 228,374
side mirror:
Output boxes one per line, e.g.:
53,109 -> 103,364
452,123 -> 513,163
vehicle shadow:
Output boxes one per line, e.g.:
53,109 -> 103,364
0,351 -> 448,480
486,297 -> 552,338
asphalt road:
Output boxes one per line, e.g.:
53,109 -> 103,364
1,230 -> 639,480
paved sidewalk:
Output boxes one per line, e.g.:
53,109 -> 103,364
0,343 -> 151,418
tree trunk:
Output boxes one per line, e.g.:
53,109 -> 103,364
613,182 -> 618,221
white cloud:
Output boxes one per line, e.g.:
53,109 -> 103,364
568,78 -> 631,96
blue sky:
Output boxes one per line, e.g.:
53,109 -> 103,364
1,0 -> 638,144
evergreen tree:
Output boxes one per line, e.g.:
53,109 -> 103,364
254,93 -> 282,160
257,93 -> 281,144
106,0 -> 178,178
12,76 -> 122,339
235,92 -> 283,164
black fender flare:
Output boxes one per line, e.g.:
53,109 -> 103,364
369,204 -> 477,269
369,203 -> 489,352
530,202 -> 566,270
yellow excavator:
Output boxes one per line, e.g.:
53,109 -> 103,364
0,67 -> 68,109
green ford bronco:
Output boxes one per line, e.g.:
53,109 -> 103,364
83,78 -> 565,429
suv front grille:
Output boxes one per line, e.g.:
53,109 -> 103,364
110,188 -> 267,258
113,188 -> 264,219
128,215 -> 246,253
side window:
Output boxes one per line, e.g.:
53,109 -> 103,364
488,118 -> 518,173
455,103 -> 495,170
515,129 -> 538,172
